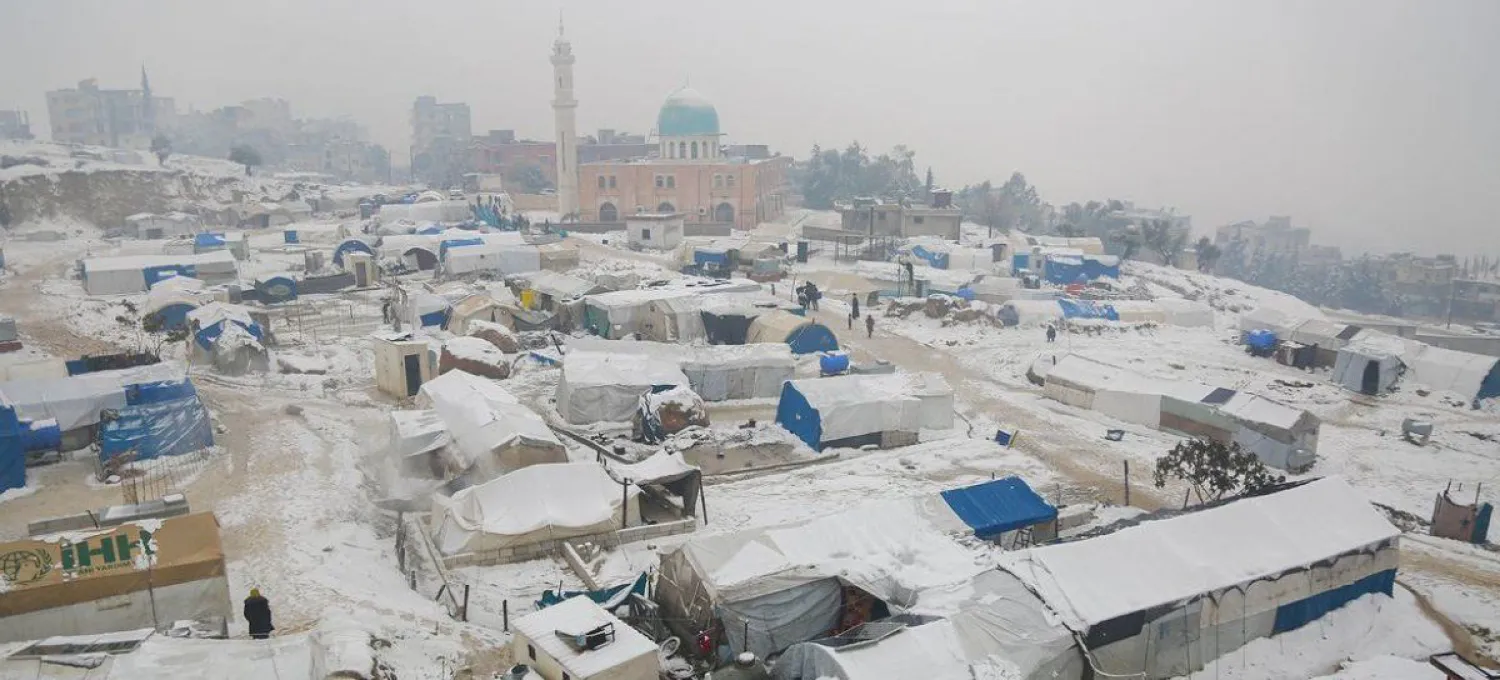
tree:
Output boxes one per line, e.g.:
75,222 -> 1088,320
514,164 -> 551,194
1142,218 -> 1188,266
151,134 -> 172,166
792,142 -> 924,208
1194,236 -> 1222,273
998,172 -> 1043,232
1054,223 -> 1082,238
229,145 -> 263,176
1114,226 -> 1143,261
1153,439 -> 1286,507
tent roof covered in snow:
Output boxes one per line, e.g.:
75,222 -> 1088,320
998,477 -> 1396,631
524,270 -> 602,300
776,374 -> 921,448
431,462 -> 640,555
556,351 -> 689,424
746,310 -> 838,354
0,362 -> 185,430
416,370 -> 563,473
387,409 -> 450,459
1402,344 -> 1500,402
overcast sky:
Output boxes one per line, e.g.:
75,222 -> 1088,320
2,0 -> 1497,255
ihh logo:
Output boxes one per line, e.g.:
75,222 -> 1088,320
60,530 -> 155,572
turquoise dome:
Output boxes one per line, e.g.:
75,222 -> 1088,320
657,86 -> 720,137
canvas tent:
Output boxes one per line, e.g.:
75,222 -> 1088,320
641,295 -> 709,343
775,374 -> 922,451
417,371 -> 566,480
583,289 -> 694,339
523,271 -> 603,309
429,462 -> 642,556
98,381 -> 214,465
0,513 -> 230,643
567,337 -> 794,402
80,251 -> 238,295
747,310 -> 838,354
1401,344 -> 1500,404
377,200 -> 472,225
995,300 -> 1066,327
555,351 -> 690,424
1331,330 -> 1408,395
0,362 -> 185,442
387,409 -> 452,479
999,477 -> 1399,679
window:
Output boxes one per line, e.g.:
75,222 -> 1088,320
713,174 -> 723,188
528,644 -> 536,661
641,228 -> 651,240
666,175 -> 676,189
691,141 -> 699,159
655,175 -> 664,189
877,212 -> 887,222
608,175 -> 616,189
597,175 -> 606,189
913,216 -> 925,224
726,174 -> 736,188
678,141 -> 687,158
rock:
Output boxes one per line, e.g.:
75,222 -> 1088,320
284,404 -> 304,416
923,295 -> 952,319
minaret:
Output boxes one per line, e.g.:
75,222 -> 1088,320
140,65 -> 155,134
550,16 -> 580,219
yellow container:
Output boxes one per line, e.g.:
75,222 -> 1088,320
520,289 -> 537,310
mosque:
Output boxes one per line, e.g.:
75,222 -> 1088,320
551,25 -> 790,229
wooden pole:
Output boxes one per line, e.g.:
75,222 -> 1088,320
1123,460 -> 1131,507
622,479 -> 631,529
462,584 -> 470,622
503,600 -> 509,632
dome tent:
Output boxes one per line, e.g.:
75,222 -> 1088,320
332,238 -> 375,267
747,310 -> 838,355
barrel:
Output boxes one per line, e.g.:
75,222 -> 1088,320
819,352 -> 850,375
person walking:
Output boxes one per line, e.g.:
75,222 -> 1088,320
850,293 -> 860,320
244,588 -> 274,640
865,313 -> 875,338
1046,324 -> 1057,343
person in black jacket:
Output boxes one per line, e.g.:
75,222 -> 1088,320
244,588 -> 274,639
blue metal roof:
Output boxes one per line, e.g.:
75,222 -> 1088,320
941,476 -> 1057,539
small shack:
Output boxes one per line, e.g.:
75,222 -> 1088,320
775,374 -> 922,451
555,351 -> 689,425
626,212 -> 684,250
0,513 -> 230,643
124,212 -> 203,239
372,331 -> 437,398
417,371 -> 566,482
747,310 -> 839,354
511,594 -> 660,680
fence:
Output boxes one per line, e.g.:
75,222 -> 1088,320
103,446 -> 218,505
264,300 -> 385,346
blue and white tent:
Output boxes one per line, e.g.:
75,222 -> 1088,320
186,303 -> 264,351
775,374 -> 921,451
254,274 -> 298,304
80,251 -> 238,295
0,396 -> 24,494
747,310 -> 838,355
332,238 -> 375,267
99,380 -> 214,464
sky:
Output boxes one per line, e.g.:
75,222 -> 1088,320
2,0 -> 1497,256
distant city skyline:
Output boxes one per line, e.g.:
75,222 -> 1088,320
2,0 -> 1496,257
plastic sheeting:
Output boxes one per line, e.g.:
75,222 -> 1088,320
430,462 -> 641,555
1056,298 -> 1119,321
443,244 -> 541,276
0,400 -> 23,494
1331,331 -> 1407,395
387,409 -> 450,459
187,303 -> 264,351
776,375 -> 922,450
0,362 -> 184,431
98,395 -> 214,463
416,371 -> 565,475
555,351 -> 689,424
566,337 -> 794,402
1402,345 -> 1500,403
999,477 -> 1397,631
941,477 -> 1057,539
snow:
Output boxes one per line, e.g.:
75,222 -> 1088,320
1311,656 -> 1447,680
511,596 -> 657,678
443,336 -> 508,366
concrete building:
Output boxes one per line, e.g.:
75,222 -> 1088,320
551,21 -> 581,217
578,87 -> 791,229
471,130 -> 651,191
0,110 -> 33,140
837,191 -> 964,240
411,96 -> 472,188
46,71 -> 174,149
1215,216 -> 1311,256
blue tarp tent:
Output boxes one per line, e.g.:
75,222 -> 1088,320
152,302 -> 198,330
748,311 -> 839,355
127,379 -> 199,406
774,382 -> 822,451
787,323 -> 838,354
332,238 -> 375,267
189,307 -> 265,351
940,476 -> 1057,539
536,572 -> 649,610
99,395 -> 214,464
1245,330 -> 1279,353
193,233 -> 226,248
693,248 -> 734,268
1013,253 -> 1030,272
20,419 -> 61,452
256,275 -> 298,304
438,237 -> 485,258
418,225 -> 444,235
910,245 -> 950,269
144,264 -> 196,289
1057,298 -> 1119,321
0,403 -> 25,494
1082,256 -> 1121,280
1043,256 -> 1086,285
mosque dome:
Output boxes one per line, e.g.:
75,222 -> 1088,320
656,86 -> 720,137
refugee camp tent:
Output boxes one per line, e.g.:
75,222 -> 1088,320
143,278 -> 210,330
417,371 -> 566,480
607,452 -> 703,517
747,310 -> 838,354
536,241 -> 581,271
448,294 -> 506,335
697,294 -> 801,345
0,513 -> 230,643
1331,330 -> 1408,395
405,292 -> 452,328
775,374 -> 921,451
332,238 -> 375,267
186,303 -> 264,351
1216,393 -> 1319,472
555,351 -> 690,424
1237,307 -> 1305,338
995,300 -> 1065,327
567,338 -> 794,402
429,462 -> 642,556
0,397 -> 24,494
0,362 -> 185,443
254,274 -> 298,304
80,251 -> 238,295
377,200 -> 472,224
908,373 -> 955,430
642,295 -> 708,343
583,289 -> 694,339
658,491 -> 1056,661
443,243 -> 541,277
523,271 -> 603,309
999,477 -> 1399,679
125,212 -> 202,239
98,381 -> 214,464
1401,345 -> 1500,405
387,409 -> 452,477
511,594 -> 660,680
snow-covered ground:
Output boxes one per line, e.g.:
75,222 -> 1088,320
1,202 -> 1497,678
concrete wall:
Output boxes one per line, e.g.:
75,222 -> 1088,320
579,157 -> 789,230
0,576 -> 231,643
442,517 -> 696,569
1414,333 -> 1500,357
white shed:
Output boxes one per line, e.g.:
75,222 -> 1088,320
626,212 -> 684,250
511,596 -> 659,680
372,331 -> 437,398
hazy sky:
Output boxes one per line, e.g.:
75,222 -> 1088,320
3,0 -> 1497,255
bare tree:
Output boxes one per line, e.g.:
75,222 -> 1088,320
1153,439 -> 1285,507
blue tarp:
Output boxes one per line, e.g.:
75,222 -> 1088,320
438,238 -> 485,258
151,303 -> 198,331
785,322 -> 839,355
694,249 -> 733,267
194,319 -> 265,351
1044,255 -> 1118,284
1272,568 -> 1395,634
1245,330 -> 1279,352
194,233 -> 226,248
20,419 -> 61,452
910,246 -> 950,269
940,476 -> 1057,539
332,239 -> 375,267
257,275 -> 298,304
98,395 -> 215,464
127,379 -> 198,406
1057,299 -> 1119,321
954,287 -> 977,301
1012,253 -> 1030,272
473,205 -> 502,228
774,382 -> 822,451
536,573 -> 649,611
144,265 -> 197,289
283,230 -> 300,244
418,309 -> 450,328
1082,257 -> 1120,280
0,404 -> 22,494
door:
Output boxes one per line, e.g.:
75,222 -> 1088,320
1362,361 -> 1380,395
403,354 -> 422,396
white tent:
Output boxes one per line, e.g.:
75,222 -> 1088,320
387,409 -> 450,459
1109,300 -> 1169,324
776,374 -> 922,450
556,351 -> 690,424
995,300 -> 1065,327
641,295 -> 708,343
999,477 -> 1398,679
1154,298 -> 1215,328
1331,330 -> 1408,395
566,337 -> 794,402
80,251 -> 238,295
417,371 -> 566,478
430,462 -> 641,555
0,362 -> 184,431
443,243 -> 541,276
377,200 -> 472,224
1402,345 -> 1500,403
1237,306 -> 1311,336
583,289 -> 695,339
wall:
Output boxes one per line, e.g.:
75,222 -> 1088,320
0,576 -> 231,643
579,157 -> 788,230
441,517 -> 696,569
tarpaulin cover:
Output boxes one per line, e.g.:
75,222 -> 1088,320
998,477 -> 1397,631
99,395 -> 214,463
255,275 -> 298,303
747,310 -> 839,354
537,572 -> 649,611
20,418 -> 60,452
187,303 -> 264,350
556,351 -> 689,424
1245,330 -> 1278,351
1057,298 -> 1119,321
910,245 -> 950,269
332,238 -> 375,267
430,462 -> 640,555
940,476 -> 1057,539
437,238 -> 485,258
776,374 -> 921,450
416,370 -> 566,474
193,233 -> 226,248
0,401 -> 24,494
1403,345 -> 1500,403
410,293 -> 452,328
282,229 -> 299,244
0,362 -> 184,431
387,409 -> 450,458
127,379 -> 197,406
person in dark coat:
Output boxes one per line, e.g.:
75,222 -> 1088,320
865,314 -> 875,338
851,294 -> 860,320
1046,325 -> 1057,343
244,588 -> 274,639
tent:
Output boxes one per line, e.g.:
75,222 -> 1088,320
775,374 -> 921,451
1154,298 -> 1215,328
1331,330 -> 1408,395
1216,393 -> 1319,472
1237,306 -> 1305,337
999,477 -> 1399,679
387,409 -> 452,478
1056,298 -> 1119,322
448,294 -> 506,335
0,397 -> 23,494
186,303 -> 264,351
429,462 -> 642,556
607,451 -> 703,518
583,289 -> 694,339
143,281 -> 209,331
443,243 -> 541,277
555,351 -> 690,424
996,299 -> 1065,327
642,295 -> 708,343
698,294 -> 801,345
536,241 -> 581,271
416,371 -> 566,480
567,337 -> 794,402
747,310 -> 838,354
657,493 -> 1040,661
0,362 -> 185,435
523,271 -> 604,309
377,200 -> 472,225
253,274 -> 298,304
80,251 -> 238,295
332,238 -> 375,268
1402,345 -> 1500,405
406,292 -> 452,328
98,393 -> 215,464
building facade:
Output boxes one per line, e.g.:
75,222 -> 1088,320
46,74 -> 174,149
837,193 -> 963,240
578,88 -> 790,229
411,96 -> 472,188
0,110 -> 32,140
471,130 -> 651,192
